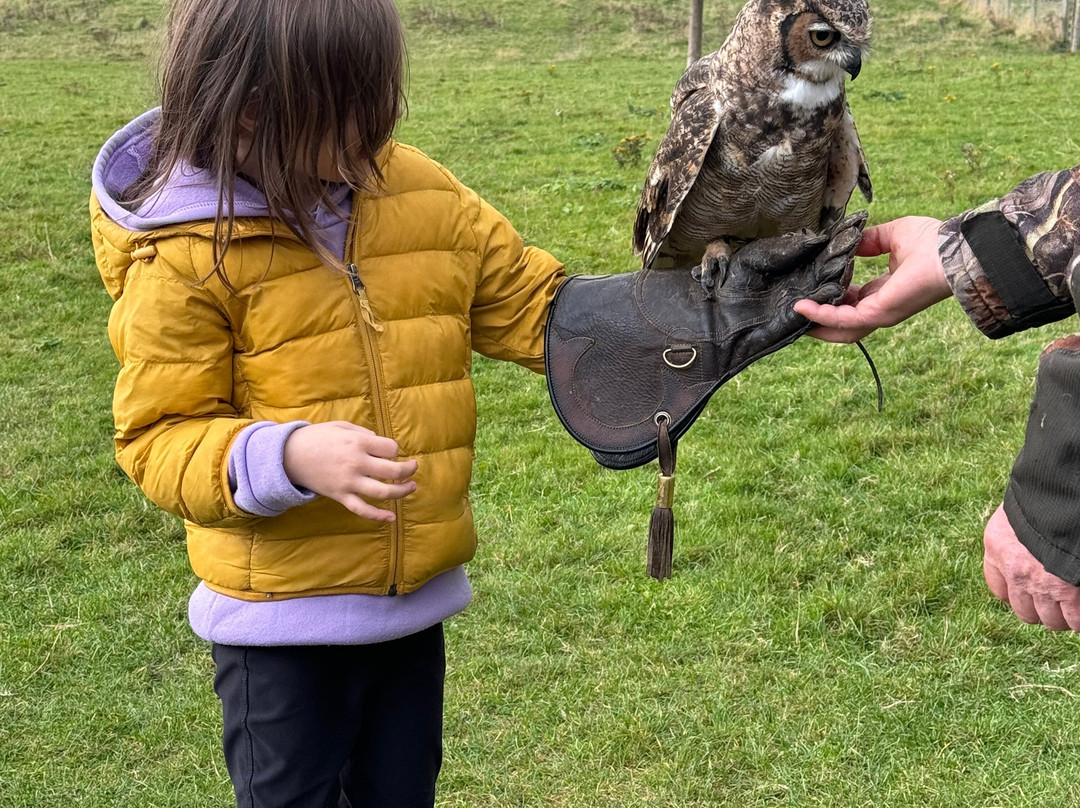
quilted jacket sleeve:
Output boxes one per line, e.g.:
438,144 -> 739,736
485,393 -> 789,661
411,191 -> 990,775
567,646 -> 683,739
107,240 -> 256,527
938,167 -> 1080,583
458,184 -> 567,373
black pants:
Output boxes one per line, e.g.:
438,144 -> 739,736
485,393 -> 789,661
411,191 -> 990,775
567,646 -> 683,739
212,624 -> 445,808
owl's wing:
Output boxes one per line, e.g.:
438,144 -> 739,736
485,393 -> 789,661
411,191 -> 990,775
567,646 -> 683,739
819,101 -> 872,230
633,56 -> 723,269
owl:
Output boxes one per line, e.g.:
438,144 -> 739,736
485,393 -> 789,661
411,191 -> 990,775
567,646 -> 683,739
633,0 -> 873,295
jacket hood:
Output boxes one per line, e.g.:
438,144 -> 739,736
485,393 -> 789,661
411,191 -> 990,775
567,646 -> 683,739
91,108 -> 278,300
90,108 -> 352,300
92,107 -> 271,233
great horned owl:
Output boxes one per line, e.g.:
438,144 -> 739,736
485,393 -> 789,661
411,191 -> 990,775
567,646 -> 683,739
633,0 -> 873,295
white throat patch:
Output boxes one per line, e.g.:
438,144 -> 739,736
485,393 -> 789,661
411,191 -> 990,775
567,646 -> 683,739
779,75 -> 842,109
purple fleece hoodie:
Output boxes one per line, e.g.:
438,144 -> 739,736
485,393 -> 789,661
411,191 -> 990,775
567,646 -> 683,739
93,109 -> 471,645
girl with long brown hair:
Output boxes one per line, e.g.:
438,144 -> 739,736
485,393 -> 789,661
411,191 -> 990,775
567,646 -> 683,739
90,0 -> 566,804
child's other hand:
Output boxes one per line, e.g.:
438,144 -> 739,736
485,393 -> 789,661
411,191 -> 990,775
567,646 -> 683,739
793,216 -> 953,343
282,422 -> 418,522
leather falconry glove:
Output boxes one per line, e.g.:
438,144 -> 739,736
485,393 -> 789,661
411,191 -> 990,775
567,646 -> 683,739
545,211 -> 867,579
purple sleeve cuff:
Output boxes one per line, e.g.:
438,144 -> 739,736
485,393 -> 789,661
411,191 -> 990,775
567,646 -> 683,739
228,421 -> 317,517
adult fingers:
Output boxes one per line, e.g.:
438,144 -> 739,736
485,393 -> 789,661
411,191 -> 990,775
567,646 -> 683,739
793,275 -> 890,341
856,273 -> 891,299
833,283 -> 865,306
983,556 -> 1010,603
792,299 -> 880,341
855,217 -> 942,259
1005,583 -> 1041,625
1060,598 -> 1080,631
1033,596 -> 1071,631
791,299 -> 824,320
802,324 -> 873,344
854,223 -> 894,258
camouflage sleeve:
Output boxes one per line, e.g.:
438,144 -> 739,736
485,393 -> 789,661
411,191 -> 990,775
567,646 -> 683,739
940,168 -> 1080,582
938,168 -> 1080,339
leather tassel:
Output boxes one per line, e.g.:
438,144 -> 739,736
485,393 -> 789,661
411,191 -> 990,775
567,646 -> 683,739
647,474 -> 675,580
647,415 -> 676,581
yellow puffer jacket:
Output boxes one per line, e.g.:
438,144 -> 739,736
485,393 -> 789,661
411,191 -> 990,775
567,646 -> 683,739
91,142 -> 566,600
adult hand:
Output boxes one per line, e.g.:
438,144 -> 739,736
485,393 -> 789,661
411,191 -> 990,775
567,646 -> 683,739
283,421 -> 417,522
793,216 -> 953,343
983,504 -> 1080,631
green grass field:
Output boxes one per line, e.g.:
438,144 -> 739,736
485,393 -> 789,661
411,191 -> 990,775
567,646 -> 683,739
3,0 -> 1080,805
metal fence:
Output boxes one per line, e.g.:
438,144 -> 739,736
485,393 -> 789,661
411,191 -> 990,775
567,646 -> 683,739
962,0 -> 1080,49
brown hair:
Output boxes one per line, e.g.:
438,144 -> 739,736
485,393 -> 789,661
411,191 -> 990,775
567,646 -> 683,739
130,0 -> 406,284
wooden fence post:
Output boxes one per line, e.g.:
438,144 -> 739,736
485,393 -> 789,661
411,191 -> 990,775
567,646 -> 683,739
688,0 -> 704,66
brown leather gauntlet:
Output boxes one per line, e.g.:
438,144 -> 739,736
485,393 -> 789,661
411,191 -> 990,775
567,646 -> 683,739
546,211 -> 866,470
545,212 -> 866,579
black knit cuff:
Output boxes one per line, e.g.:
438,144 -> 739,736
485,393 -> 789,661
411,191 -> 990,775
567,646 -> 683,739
1003,339 -> 1080,584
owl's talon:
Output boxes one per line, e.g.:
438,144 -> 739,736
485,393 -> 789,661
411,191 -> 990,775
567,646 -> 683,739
695,240 -> 733,299
715,258 -> 729,288
693,255 -> 728,300
691,265 -> 712,299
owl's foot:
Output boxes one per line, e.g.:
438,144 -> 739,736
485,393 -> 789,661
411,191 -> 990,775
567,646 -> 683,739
692,241 -> 732,299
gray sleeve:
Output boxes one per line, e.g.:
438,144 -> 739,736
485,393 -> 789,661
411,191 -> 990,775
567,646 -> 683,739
1003,335 -> 1080,584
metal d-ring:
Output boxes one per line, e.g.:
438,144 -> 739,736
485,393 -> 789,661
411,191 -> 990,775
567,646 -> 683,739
654,411 -> 671,425
662,345 -> 697,369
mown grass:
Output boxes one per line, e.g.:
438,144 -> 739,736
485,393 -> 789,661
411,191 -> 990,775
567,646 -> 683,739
3,0 -> 1080,805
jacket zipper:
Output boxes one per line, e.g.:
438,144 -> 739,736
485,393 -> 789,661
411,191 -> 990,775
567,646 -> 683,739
344,259 -> 401,596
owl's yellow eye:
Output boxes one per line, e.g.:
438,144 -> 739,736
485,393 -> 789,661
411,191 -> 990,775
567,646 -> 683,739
809,29 -> 838,48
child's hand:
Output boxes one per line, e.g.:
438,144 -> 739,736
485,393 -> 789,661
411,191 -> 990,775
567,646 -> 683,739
282,422 -> 418,522
793,216 -> 953,343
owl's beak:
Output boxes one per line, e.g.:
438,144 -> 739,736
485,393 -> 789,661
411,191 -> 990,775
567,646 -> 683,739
843,50 -> 863,80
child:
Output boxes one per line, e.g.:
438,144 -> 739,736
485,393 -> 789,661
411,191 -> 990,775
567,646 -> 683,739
90,0 -> 565,805
793,172 -> 1080,632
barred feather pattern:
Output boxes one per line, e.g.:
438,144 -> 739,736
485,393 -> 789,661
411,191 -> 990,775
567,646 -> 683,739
634,0 -> 873,270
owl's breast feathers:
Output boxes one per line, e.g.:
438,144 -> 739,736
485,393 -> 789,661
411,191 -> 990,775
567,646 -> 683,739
634,52 -> 869,268
726,79 -> 845,161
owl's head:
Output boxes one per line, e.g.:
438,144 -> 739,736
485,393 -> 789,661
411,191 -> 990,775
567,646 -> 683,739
772,0 -> 872,83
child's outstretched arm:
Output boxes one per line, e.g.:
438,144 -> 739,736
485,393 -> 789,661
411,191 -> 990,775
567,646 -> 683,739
453,180 -> 566,372
792,216 -> 952,342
